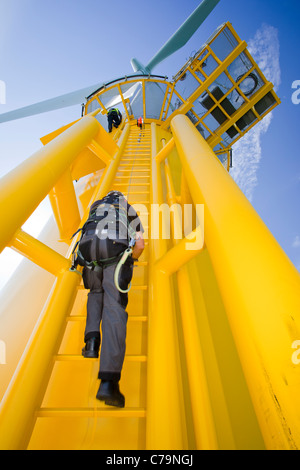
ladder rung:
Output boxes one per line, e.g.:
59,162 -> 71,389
112,183 -> 150,186
122,158 -> 151,161
128,315 -> 148,322
128,201 -> 150,205
54,354 -> 147,362
124,146 -> 150,149
123,191 -> 150,195
123,154 -> 150,156
66,315 -> 148,322
125,147 -> 150,149
77,285 -> 87,290
117,169 -> 150,172
115,175 -> 150,178
37,407 -> 146,418
119,163 -> 150,167
77,283 -> 148,292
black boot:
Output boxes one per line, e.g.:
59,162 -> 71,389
82,337 -> 100,358
96,380 -> 125,408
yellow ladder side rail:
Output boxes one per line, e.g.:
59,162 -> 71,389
164,156 -> 218,450
90,123 -> 131,202
171,114 -> 300,450
0,123 -> 131,450
146,123 -> 206,449
0,268 -> 82,450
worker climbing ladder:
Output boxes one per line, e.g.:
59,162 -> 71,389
25,126 -> 151,449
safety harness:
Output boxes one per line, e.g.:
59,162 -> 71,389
71,192 -> 136,291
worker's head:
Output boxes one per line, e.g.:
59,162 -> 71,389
107,190 -> 125,199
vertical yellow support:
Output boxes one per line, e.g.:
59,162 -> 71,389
164,158 -> 218,449
0,268 -> 81,450
171,114 -> 300,450
49,168 -> 81,240
146,123 -> 187,449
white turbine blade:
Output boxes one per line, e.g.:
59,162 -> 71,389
145,0 -> 221,73
104,83 -> 141,110
0,82 -> 105,123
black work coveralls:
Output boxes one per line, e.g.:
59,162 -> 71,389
80,193 -> 143,383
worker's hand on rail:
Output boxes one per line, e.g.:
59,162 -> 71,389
132,232 -> 145,260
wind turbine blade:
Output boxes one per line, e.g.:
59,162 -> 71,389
145,0 -> 221,73
130,58 -> 148,74
0,82 -> 105,123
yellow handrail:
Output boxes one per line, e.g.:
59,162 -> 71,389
0,111 -> 101,254
164,156 -> 218,449
171,114 -> 300,450
147,123 -> 208,449
0,269 -> 81,450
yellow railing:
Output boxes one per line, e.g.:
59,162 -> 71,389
147,123 -> 215,449
146,114 -> 300,450
0,109 -> 130,449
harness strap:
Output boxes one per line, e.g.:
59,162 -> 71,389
76,249 -> 123,271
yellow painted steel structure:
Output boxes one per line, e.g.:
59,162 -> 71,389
0,21 -> 299,450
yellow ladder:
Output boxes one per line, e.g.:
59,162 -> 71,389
27,127 -> 151,450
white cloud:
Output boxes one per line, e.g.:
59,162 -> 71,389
230,24 -> 281,202
292,236 -> 300,248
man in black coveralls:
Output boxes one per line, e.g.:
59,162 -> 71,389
107,108 -> 122,133
79,191 -> 144,408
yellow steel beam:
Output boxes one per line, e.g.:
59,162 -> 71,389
147,124 -> 205,449
87,139 -> 112,165
147,124 -> 186,449
154,225 -> 204,275
164,155 -> 218,449
171,114 -> 300,450
10,228 -> 71,276
0,114 -> 101,254
155,137 -> 175,164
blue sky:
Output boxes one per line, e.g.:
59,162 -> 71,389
0,0 -> 300,289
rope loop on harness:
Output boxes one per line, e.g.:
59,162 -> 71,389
114,247 -> 133,294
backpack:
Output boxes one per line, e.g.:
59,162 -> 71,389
71,192 -> 136,270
